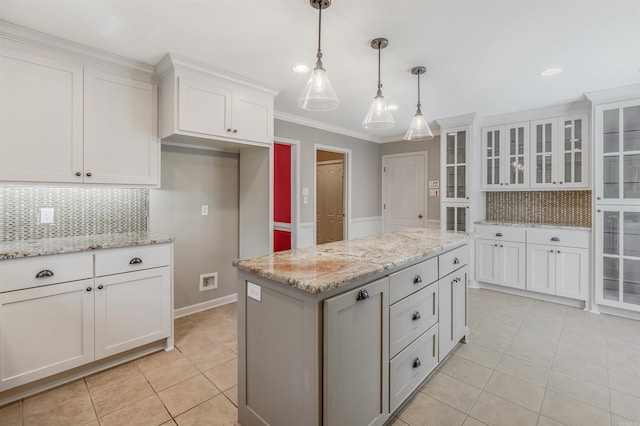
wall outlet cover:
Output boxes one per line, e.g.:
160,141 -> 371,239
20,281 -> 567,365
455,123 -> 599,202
199,272 -> 218,291
39,207 -> 55,224
247,282 -> 261,301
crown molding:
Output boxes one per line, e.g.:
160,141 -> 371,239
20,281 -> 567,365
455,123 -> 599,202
0,20 -> 155,79
585,84 -> 640,105
274,111 -> 384,143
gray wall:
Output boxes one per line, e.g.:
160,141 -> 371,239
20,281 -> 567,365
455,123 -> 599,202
275,120 -> 381,223
378,136 -> 441,222
149,144 -> 239,309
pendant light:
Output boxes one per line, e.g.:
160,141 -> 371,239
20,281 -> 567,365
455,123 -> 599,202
363,38 -> 394,129
298,0 -> 339,111
404,66 -> 434,140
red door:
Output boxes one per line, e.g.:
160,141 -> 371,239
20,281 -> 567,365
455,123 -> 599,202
274,143 -> 291,251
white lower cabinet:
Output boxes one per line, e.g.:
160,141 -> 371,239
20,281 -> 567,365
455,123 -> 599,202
526,244 -> 588,300
0,244 -> 172,392
95,267 -> 171,359
475,239 -> 526,289
0,279 -> 95,391
438,266 -> 468,360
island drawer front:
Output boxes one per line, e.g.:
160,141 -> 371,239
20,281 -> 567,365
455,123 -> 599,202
95,244 -> 170,277
439,245 -> 468,278
390,324 -> 438,413
526,228 -> 590,248
475,225 -> 526,242
390,283 -> 438,358
389,257 -> 438,304
0,252 -> 94,292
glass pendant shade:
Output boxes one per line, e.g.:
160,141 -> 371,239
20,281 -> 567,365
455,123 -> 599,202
363,93 -> 395,129
404,111 -> 434,140
298,66 -> 339,111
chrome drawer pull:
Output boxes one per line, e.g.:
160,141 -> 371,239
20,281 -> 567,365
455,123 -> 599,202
495,233 -> 503,237
413,275 -> 422,284
35,269 -> 54,279
413,358 -> 421,369
551,237 -> 560,242
356,289 -> 369,301
129,257 -> 143,265
412,311 -> 421,321
453,257 -> 460,265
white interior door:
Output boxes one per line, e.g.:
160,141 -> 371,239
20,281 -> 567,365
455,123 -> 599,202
383,153 -> 427,233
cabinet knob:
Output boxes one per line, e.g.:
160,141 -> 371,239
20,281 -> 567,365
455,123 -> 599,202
356,289 -> 370,301
412,311 -> 421,321
553,181 -> 556,184
559,181 -> 563,184
494,243 -> 498,247
75,172 -> 81,177
505,183 -> 509,185
413,275 -> 422,284
233,129 -> 238,133
98,284 -> 104,290
453,257 -> 460,265
500,244 -> 503,247
413,358 -> 422,369
500,183 -> 504,186
557,250 -> 561,254
597,209 -> 601,213
597,197 -> 601,200
418,214 -> 423,219
227,128 -> 232,132
550,249 -> 554,253
495,233 -> 503,237
86,172 -> 92,177
129,257 -> 143,265
551,237 -> 560,242
86,287 -> 92,292
35,269 -> 54,279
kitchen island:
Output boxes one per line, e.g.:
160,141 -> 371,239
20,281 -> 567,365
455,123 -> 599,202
234,228 -> 469,426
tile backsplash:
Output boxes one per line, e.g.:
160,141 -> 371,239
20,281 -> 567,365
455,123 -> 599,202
0,186 -> 148,241
486,190 -> 591,227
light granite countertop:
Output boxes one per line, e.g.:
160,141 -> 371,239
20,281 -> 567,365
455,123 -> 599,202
234,228 -> 468,294
0,231 -> 175,260
475,221 -> 591,231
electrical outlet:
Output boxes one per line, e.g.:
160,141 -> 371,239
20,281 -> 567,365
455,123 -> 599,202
39,207 -> 55,224
201,205 -> 209,216
199,272 -> 218,291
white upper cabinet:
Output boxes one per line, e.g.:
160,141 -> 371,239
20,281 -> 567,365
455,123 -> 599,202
530,114 -> 588,189
0,32 -> 159,186
0,48 -> 83,183
442,127 -> 469,202
158,54 -> 276,146
481,122 -> 529,189
84,70 -> 159,185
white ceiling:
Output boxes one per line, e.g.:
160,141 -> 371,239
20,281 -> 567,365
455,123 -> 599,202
1,0 -> 639,143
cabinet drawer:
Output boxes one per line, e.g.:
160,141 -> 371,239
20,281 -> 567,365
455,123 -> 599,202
390,324 -> 438,413
390,283 -> 438,358
439,245 -> 468,278
526,228 -> 590,248
389,257 -> 438,304
95,244 -> 170,276
0,252 -> 93,292
475,225 -> 526,242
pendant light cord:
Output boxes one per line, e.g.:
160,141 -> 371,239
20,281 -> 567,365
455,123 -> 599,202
315,5 -> 323,69
377,47 -> 382,92
416,72 -> 422,113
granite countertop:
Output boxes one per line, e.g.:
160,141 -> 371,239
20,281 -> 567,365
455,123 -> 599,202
0,231 -> 175,260
475,220 -> 591,231
234,228 -> 468,294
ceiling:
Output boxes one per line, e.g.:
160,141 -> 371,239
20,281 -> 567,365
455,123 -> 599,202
1,0 -> 639,143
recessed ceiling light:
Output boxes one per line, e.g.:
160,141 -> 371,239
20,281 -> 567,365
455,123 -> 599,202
387,104 -> 399,111
540,67 -> 562,77
292,64 -> 310,73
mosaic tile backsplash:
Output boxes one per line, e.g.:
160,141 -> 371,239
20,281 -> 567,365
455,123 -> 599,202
486,190 -> 591,227
0,187 -> 148,241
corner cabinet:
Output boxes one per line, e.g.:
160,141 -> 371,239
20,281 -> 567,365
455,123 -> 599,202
157,54 -> 276,146
324,278 -> 389,426
0,38 -> 159,185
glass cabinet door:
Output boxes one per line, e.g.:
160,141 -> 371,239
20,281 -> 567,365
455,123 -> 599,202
596,101 -> 640,203
444,129 -> 467,201
596,206 -> 640,310
530,119 -> 556,188
482,127 -> 502,189
506,122 -> 529,188
559,114 -> 588,188
444,204 -> 468,234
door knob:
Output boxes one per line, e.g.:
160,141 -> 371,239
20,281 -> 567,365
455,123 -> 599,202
418,214 -> 423,219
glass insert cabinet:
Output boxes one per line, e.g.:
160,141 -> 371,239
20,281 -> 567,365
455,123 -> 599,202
595,98 -> 640,312
481,122 -> 529,190
443,203 -> 468,234
443,128 -> 468,202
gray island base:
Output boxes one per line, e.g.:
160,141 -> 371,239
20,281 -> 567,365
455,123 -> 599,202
234,228 -> 469,426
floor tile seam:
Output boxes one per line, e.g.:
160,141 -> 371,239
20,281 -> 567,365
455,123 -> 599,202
199,369 -> 225,394
140,355 -> 198,385
93,369 -> 157,420
545,379 -> 612,414
418,379 -> 482,416
221,389 -> 237,408
170,393 -> 226,423
483,369 -> 544,414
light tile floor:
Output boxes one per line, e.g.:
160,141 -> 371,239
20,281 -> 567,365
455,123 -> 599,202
1,289 -> 639,426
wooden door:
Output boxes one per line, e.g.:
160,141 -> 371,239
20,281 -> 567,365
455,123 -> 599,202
382,153 -> 426,232
317,160 -> 344,244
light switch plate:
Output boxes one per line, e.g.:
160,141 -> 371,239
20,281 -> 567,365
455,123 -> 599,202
39,207 -> 55,224
201,205 -> 209,215
247,282 -> 261,301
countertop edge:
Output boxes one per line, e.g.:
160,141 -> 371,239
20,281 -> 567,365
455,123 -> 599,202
474,221 -> 592,231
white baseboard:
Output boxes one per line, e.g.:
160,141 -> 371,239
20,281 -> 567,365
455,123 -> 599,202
174,293 -> 238,319
350,216 -> 383,239
478,282 -> 585,309
596,304 -> 640,321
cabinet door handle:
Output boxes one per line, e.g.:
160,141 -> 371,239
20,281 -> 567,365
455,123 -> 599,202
432,334 -> 436,358
97,284 -> 104,290
35,269 -> 54,279
495,233 -> 503,237
551,237 -> 560,242
129,257 -> 143,265
453,257 -> 460,265
356,289 -> 369,301
451,286 -> 454,340
413,358 -> 421,369
86,287 -> 92,292
413,275 -> 422,284
432,293 -> 436,315
412,311 -> 421,321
